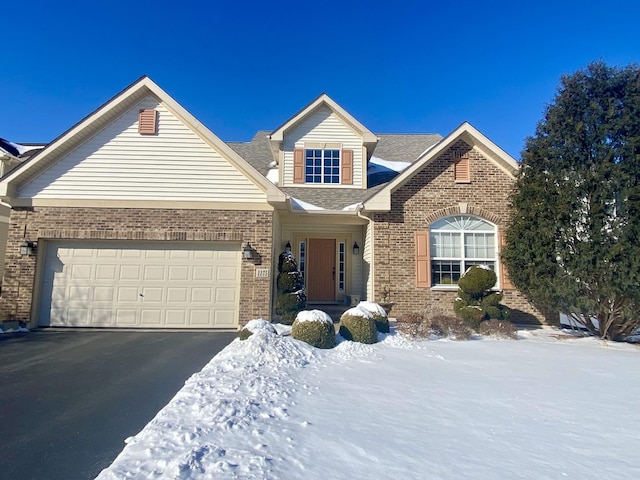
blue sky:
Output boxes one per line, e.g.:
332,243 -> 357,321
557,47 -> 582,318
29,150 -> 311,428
2,0 -> 639,159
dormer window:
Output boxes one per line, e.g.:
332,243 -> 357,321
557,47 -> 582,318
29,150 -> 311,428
293,147 -> 353,185
305,149 -> 340,184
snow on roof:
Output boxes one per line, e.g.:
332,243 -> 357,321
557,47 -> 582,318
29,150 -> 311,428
342,203 -> 360,211
357,301 -> 387,317
266,168 -> 279,185
369,156 -> 412,173
295,310 -> 334,325
0,138 -> 45,157
290,197 -> 324,211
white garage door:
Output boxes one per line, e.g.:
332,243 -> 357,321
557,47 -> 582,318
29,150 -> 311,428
38,241 -> 240,328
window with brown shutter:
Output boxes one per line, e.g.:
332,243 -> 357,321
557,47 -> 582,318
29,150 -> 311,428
454,156 -> 470,182
293,148 -> 305,183
341,149 -> 353,185
415,231 -> 431,287
138,109 -> 158,135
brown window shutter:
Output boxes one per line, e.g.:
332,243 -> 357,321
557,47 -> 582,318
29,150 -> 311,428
498,230 -> 515,290
415,231 -> 431,288
138,109 -> 158,135
341,149 -> 353,185
293,148 -> 305,183
454,156 -> 470,182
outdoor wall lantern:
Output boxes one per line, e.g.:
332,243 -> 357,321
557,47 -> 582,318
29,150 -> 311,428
242,242 -> 255,260
20,241 -> 36,256
285,241 -> 292,253
352,242 -> 360,255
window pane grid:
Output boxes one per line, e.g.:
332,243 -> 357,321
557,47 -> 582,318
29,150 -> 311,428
429,216 -> 497,287
338,242 -> 345,292
305,149 -> 340,184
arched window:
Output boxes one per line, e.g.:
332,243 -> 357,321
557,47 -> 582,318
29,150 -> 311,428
429,215 -> 497,286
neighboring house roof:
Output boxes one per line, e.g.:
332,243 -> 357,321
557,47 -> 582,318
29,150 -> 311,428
363,122 -> 519,212
228,131 -> 443,211
0,77 -> 286,204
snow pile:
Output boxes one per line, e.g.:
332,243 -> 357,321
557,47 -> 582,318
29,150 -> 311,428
295,309 -> 333,325
242,318 -> 276,334
98,328 -> 640,479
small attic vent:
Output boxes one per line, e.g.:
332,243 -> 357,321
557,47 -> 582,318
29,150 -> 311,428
138,109 -> 158,135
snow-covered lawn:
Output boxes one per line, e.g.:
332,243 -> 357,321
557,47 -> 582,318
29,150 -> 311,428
97,327 -> 640,479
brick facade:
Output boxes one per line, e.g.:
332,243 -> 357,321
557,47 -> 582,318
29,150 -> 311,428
0,206 -> 274,327
372,140 -> 554,325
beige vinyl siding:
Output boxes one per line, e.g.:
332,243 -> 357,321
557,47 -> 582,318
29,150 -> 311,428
19,97 -> 266,203
282,105 -> 364,188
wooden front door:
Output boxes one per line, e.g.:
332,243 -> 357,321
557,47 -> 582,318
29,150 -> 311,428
307,238 -> 336,302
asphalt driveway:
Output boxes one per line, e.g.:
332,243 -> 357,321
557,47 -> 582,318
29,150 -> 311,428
0,329 -> 236,480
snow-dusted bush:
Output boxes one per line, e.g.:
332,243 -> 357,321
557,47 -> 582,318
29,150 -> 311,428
454,266 -> 509,329
339,307 -> 377,344
291,310 -> 336,349
478,319 -> 518,339
395,312 -> 426,338
430,315 -> 473,340
239,319 -> 277,340
396,312 -> 472,340
357,301 -> 389,333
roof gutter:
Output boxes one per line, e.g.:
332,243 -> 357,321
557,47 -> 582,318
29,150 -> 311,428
355,203 -> 375,301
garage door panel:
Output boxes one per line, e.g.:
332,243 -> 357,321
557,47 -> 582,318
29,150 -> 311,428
193,266 -> 214,281
217,266 -> 238,281
143,265 -> 165,281
141,310 -> 163,326
96,265 -> 117,280
94,287 -> 115,302
117,287 -> 140,302
141,287 -> 163,302
69,286 -> 92,302
70,264 -> 93,280
40,241 -> 240,329
166,310 -> 187,326
120,265 -> 142,281
168,266 -> 189,281
191,288 -> 212,303
167,287 -> 188,303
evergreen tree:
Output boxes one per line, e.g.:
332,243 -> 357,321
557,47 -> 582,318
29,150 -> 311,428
275,251 -> 306,325
503,61 -> 640,340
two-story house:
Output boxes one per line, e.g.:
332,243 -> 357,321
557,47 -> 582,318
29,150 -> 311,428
0,76 -> 548,330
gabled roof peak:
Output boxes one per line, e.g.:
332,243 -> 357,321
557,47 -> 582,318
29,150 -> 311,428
269,93 -> 378,145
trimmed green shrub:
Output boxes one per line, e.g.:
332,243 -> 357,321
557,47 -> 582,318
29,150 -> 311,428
238,319 -> 277,340
275,251 -> 306,325
478,319 -> 518,339
454,266 -> 509,329
291,310 -> 336,349
430,315 -> 473,340
357,301 -> 390,333
339,307 -> 377,344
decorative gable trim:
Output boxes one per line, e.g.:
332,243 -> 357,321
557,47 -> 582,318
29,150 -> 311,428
454,155 -> 470,182
138,109 -> 158,135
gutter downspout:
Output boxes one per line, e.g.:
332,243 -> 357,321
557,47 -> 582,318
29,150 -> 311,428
355,203 -> 374,302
